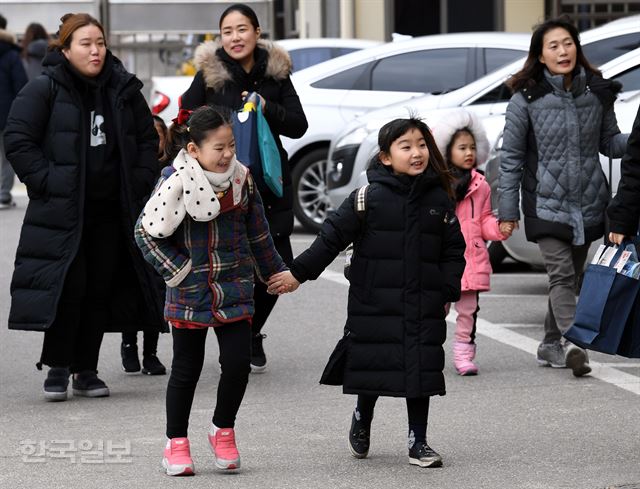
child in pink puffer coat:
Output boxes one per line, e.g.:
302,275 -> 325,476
433,110 -> 513,375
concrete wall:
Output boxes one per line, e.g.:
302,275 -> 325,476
298,0 -> 322,37
354,0 -> 391,41
504,0 -> 544,33
0,1 -> 99,34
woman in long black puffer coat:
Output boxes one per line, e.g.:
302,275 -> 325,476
4,13 -> 166,401
180,3 -> 308,372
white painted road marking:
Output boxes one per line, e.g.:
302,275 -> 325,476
319,270 -> 640,396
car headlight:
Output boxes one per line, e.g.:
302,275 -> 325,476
335,126 -> 370,150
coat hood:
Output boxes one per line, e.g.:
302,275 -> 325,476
193,39 -> 292,91
26,38 -> 48,59
0,29 -> 19,56
41,48 -> 140,96
432,109 -> 490,166
367,159 -> 445,195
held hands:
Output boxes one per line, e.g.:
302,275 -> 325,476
609,232 -> 626,245
241,91 -> 266,113
267,271 -> 300,295
499,220 -> 518,238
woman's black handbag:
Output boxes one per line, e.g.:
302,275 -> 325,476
319,330 -> 350,385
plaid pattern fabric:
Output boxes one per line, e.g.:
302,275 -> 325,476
135,168 -> 286,326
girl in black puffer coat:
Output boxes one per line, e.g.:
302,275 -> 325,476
269,118 -> 466,468
180,3 -> 308,372
4,13 -> 166,401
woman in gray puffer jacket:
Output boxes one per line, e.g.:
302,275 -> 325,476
21,23 -> 49,80
498,18 -> 628,378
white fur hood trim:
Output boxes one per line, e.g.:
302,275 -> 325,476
0,29 -> 17,45
432,109 -> 490,166
193,39 -> 292,91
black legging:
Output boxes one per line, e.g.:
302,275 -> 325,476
122,329 -> 159,356
166,321 -> 251,438
356,395 -> 430,426
251,235 -> 293,336
40,214 -> 121,373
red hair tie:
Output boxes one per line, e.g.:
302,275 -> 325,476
172,109 -> 193,126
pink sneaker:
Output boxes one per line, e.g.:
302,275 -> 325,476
208,427 -> 240,470
453,341 -> 478,376
162,437 -> 195,476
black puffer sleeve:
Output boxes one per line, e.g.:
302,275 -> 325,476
130,90 -> 160,199
289,189 -> 360,283
607,105 -> 640,236
3,75 -> 53,200
263,76 -> 308,139
180,70 -> 207,110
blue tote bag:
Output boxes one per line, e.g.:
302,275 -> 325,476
232,106 -> 267,193
565,241 -> 640,357
232,95 -> 283,198
256,99 -> 283,198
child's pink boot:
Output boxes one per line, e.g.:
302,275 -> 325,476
453,341 -> 478,376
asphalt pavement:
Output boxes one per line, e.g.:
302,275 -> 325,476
1,195 -> 639,489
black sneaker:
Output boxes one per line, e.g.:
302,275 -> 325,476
409,441 -> 442,468
250,333 -> 267,373
72,371 -> 110,397
348,412 -> 370,459
565,343 -> 591,377
0,198 -> 16,210
43,367 -> 70,402
121,342 -> 141,373
142,354 -> 166,375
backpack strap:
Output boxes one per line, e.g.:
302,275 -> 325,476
354,183 -> 369,218
343,183 -> 369,280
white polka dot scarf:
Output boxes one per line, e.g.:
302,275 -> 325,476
141,149 -> 246,238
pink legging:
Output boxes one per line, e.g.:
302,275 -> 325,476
445,290 -> 480,344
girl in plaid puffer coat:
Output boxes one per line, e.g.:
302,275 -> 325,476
135,105 -> 286,475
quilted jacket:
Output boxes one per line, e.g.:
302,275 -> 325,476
135,165 -> 286,327
498,67 -> 628,246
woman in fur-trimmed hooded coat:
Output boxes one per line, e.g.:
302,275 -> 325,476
181,39 -> 308,241
180,12 -> 308,367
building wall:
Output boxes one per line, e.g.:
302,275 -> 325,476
353,0 -> 390,40
298,0 -> 547,39
299,0 -> 323,37
504,0 -> 544,32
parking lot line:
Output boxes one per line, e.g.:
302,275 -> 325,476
319,269 -> 640,396
471,315 -> 640,396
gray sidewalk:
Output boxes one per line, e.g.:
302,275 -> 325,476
1,197 -> 639,489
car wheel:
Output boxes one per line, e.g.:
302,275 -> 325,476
292,148 -> 333,232
488,241 -> 509,271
